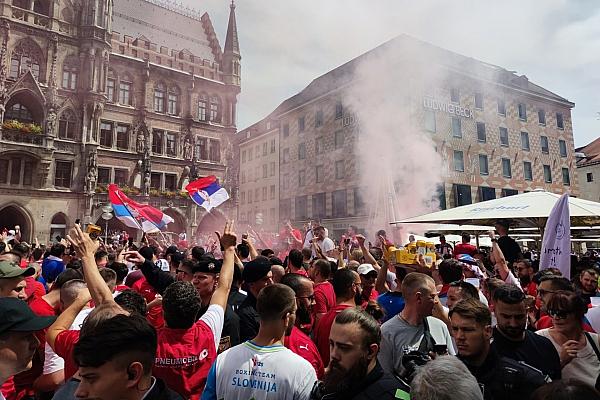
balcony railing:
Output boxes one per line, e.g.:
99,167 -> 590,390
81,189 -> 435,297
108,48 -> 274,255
0,128 -> 44,145
11,7 -> 49,28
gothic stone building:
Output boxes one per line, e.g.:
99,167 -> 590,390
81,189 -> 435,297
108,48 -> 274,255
0,0 -> 241,242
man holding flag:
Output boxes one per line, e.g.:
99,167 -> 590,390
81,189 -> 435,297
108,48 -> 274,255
108,184 -> 174,233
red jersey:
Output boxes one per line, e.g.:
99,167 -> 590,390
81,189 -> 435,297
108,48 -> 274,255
284,326 -> 324,379
537,315 -> 595,332
313,304 -> 353,364
291,268 -> 309,277
524,281 -> 537,297
132,277 -> 164,329
153,320 -> 217,400
454,243 -> 477,257
1,377 -> 15,400
54,330 -> 80,380
114,284 -> 130,294
24,276 -> 45,301
313,281 -> 336,317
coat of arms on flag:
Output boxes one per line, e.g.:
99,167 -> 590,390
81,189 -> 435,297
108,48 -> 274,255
185,176 -> 230,212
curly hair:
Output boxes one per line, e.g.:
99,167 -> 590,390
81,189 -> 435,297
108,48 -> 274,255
162,281 -> 202,329
115,289 -> 148,316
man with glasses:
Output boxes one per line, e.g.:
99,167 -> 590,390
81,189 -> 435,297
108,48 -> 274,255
378,272 -> 455,377
0,260 -> 34,300
491,284 -> 561,380
281,273 -> 324,379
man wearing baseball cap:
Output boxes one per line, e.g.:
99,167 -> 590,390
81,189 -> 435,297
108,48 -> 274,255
237,256 -> 274,342
0,297 -> 56,399
357,263 -> 379,305
0,261 -> 35,300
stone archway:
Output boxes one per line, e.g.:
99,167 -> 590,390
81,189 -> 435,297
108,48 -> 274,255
195,208 -> 227,235
0,203 -> 34,242
163,208 -> 186,236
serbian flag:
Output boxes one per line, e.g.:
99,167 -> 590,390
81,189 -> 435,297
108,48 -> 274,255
185,176 -> 229,212
108,184 -> 174,233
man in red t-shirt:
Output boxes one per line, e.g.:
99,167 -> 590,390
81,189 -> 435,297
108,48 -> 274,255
453,233 -> 477,258
314,269 -> 361,365
516,259 -> 537,297
310,259 -> 336,327
281,273 -> 325,378
139,221 -> 237,400
287,249 -> 308,277
357,264 -> 379,306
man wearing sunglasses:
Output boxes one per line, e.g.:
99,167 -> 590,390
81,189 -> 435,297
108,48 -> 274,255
0,260 -> 35,300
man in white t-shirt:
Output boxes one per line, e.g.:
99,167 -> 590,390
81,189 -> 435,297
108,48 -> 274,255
202,284 -> 316,400
311,226 -> 335,259
378,273 -> 455,377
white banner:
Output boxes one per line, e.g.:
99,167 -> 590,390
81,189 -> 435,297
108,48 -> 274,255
540,193 -> 571,279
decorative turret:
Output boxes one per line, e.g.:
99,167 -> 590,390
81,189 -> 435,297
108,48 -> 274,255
222,0 -> 241,87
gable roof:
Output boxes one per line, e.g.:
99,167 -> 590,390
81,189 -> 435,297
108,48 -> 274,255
112,0 -> 220,62
576,137 -> 600,167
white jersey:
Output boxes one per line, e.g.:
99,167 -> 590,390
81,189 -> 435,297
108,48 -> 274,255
201,341 -> 316,400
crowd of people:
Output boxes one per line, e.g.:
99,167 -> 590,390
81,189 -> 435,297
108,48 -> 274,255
1,218 -> 600,400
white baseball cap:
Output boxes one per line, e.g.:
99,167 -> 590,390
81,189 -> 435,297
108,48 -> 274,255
357,263 -> 376,275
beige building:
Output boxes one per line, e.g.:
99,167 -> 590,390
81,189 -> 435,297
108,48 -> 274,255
0,0 -> 241,242
576,137 -> 600,202
239,35 -> 578,238
236,119 -> 279,230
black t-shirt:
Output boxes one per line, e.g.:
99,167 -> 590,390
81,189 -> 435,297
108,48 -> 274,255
497,236 -> 522,264
492,327 -> 561,380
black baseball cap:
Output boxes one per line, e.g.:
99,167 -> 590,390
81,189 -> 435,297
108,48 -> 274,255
242,256 -> 272,283
0,297 -> 56,334
192,256 -> 222,274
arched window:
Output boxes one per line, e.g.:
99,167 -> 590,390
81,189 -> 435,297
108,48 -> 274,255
58,110 -> 77,140
154,83 -> 165,113
9,40 -> 43,81
198,94 -> 208,121
209,95 -> 220,122
62,57 -> 78,90
5,103 -> 34,124
167,86 -> 179,115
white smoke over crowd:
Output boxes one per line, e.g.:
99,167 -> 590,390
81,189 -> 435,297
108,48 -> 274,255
344,40 -> 445,240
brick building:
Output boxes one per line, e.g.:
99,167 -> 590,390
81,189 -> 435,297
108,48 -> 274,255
0,0 -> 241,242
237,35 -> 577,238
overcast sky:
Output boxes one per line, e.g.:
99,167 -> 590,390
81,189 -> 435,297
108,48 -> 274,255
185,0 -> 600,148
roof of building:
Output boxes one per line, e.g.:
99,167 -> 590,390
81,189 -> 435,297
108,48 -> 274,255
267,34 -> 573,120
112,0 -> 221,62
224,2 -> 240,56
576,137 -> 600,167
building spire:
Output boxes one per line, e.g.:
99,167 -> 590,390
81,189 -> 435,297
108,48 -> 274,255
224,0 -> 240,56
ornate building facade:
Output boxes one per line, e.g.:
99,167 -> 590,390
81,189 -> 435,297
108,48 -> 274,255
0,0 -> 241,242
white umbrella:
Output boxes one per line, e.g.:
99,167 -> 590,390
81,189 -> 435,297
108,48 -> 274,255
393,189 -> 600,229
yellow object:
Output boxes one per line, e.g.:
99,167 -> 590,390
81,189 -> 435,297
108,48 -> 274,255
394,247 -> 437,267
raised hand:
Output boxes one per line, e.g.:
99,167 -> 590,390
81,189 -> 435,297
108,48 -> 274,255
66,224 -> 99,258
123,250 -> 146,265
216,220 -> 237,250
356,234 -> 366,248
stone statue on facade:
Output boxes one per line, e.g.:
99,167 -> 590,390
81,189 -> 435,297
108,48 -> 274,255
183,135 -> 193,160
86,149 -> 98,194
45,108 -> 57,136
137,130 -> 145,153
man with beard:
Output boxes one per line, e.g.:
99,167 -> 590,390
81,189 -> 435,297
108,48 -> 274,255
313,269 -> 362,364
578,268 -> 599,305
310,308 -> 409,400
280,273 -> 324,379
451,298 -> 545,400
378,273 -> 454,377
515,259 -> 537,296
202,284 -> 316,400
491,283 -> 561,380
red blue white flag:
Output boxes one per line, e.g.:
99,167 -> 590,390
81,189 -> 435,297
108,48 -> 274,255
108,184 -> 173,233
185,176 -> 229,212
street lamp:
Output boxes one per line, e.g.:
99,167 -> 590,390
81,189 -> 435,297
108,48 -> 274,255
101,205 -> 114,244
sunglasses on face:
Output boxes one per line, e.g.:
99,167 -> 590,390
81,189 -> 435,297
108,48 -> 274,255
547,309 -> 571,320
13,286 -> 25,293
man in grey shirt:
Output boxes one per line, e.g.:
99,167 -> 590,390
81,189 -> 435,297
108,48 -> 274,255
378,272 -> 455,376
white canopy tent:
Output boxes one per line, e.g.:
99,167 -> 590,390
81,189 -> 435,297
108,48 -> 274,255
392,190 -> 600,235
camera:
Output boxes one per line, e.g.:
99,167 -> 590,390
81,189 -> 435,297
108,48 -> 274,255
399,349 -> 432,383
